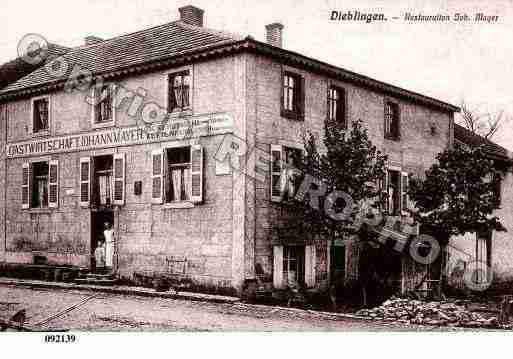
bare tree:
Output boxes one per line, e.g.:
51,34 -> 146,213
458,100 -> 507,140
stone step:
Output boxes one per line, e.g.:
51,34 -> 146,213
86,273 -> 115,280
74,278 -> 117,286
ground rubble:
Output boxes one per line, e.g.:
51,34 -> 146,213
355,297 -> 511,329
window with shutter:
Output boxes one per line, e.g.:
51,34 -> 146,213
80,157 -> 91,207
190,144 -> 203,203
151,149 -> 164,204
113,153 -> 125,205
48,160 -> 59,208
22,162 -> 30,209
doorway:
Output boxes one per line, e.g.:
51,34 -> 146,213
89,154 -> 115,272
90,209 -> 114,271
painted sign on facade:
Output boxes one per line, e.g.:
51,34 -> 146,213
6,112 -> 233,158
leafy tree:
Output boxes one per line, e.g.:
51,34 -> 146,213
409,142 -> 506,247
274,119 -> 387,305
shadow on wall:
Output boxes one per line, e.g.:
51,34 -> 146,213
9,234 -> 87,254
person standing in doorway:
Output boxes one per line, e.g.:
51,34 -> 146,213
94,239 -> 106,273
104,222 -> 115,272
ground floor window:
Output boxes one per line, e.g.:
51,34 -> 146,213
32,161 -> 48,208
475,230 -> 492,284
166,147 -> 191,202
331,245 -> 345,284
387,169 -> 400,215
283,246 -> 305,288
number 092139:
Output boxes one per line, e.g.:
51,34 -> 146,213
44,334 -> 76,343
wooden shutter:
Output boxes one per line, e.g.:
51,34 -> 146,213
339,87 -> 346,129
151,149 -> 164,204
190,144 -> 203,203
113,153 -> 125,205
305,244 -> 316,288
385,169 -> 390,213
280,66 -> 285,116
273,245 -> 284,289
168,74 -> 177,112
401,171 -> 409,214
21,162 -> 30,209
80,157 -> 91,207
48,160 -> 59,208
297,75 -> 305,120
271,145 -> 283,202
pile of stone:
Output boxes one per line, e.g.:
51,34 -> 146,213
355,297 -> 500,328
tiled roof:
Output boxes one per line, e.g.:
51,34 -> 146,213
0,21 -> 241,94
0,44 -> 70,90
0,19 -> 458,113
454,123 -> 511,162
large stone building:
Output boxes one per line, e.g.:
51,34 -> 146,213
0,5 -> 459,296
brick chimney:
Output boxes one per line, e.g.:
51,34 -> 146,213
85,36 -> 103,46
265,23 -> 284,48
179,5 -> 204,27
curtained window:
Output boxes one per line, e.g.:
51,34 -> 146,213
166,147 -> 191,202
168,70 -> 191,112
33,98 -> 49,132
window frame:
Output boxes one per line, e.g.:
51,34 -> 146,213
23,157 -> 57,211
153,142 -> 203,208
31,95 -> 50,136
384,100 -> 400,141
165,146 -> 192,204
385,166 -> 402,216
270,144 -> 303,203
166,66 -> 193,115
281,70 -> 304,121
327,85 -> 347,129
91,83 -> 116,129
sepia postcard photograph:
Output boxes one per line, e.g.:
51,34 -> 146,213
0,0 -> 512,356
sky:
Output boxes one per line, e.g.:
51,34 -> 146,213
1,0 -> 513,149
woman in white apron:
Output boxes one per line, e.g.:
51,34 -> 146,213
103,222 -> 115,271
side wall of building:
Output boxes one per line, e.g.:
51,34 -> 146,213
448,171 -> 513,290
248,54 -> 453,292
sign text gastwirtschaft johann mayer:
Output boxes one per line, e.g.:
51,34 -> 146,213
6,113 -> 233,158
